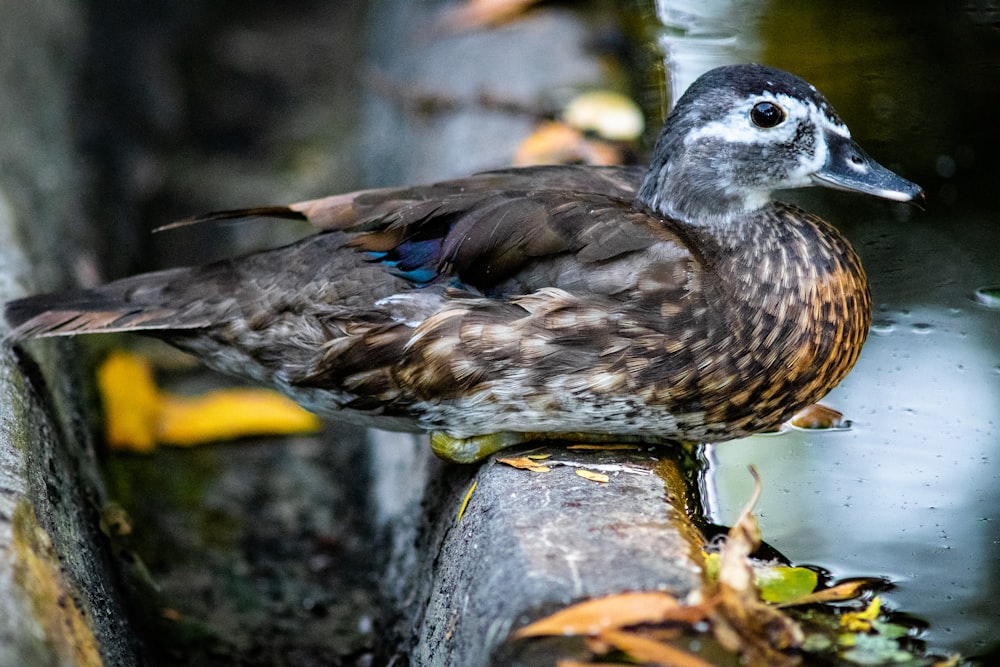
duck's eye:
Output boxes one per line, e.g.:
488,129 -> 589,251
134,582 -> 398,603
750,101 -> 786,129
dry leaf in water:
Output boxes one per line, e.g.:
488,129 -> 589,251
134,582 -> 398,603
599,629 -> 715,667
707,466 -> 804,666
787,403 -> 846,430
777,578 -> 880,608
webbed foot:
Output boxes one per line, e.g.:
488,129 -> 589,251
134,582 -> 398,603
430,431 -> 533,463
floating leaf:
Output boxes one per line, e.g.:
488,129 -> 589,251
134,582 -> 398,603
841,631 -> 912,664
706,466 -> 804,666
599,629 -> 716,667
513,591 -> 684,638
778,578 -> 879,608
788,403 -> 847,430
576,469 -> 610,483
870,620 -> 911,640
705,553 -> 820,604
756,566 -> 819,604
840,597 -> 881,632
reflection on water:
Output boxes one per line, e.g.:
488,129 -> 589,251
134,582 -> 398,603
654,0 -> 763,96
653,1 -> 1000,659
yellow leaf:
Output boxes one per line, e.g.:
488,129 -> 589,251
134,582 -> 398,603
497,456 -> 551,472
156,389 -> 321,446
576,469 -> 609,483
97,351 -> 162,453
513,591 -> 683,638
98,350 -> 322,450
457,481 -> 477,522
840,597 -> 881,632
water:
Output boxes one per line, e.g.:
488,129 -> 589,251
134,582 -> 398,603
653,1 -> 1000,660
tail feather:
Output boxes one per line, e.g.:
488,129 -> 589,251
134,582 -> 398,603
154,206 -> 308,232
5,301 -> 201,340
4,269 -> 213,341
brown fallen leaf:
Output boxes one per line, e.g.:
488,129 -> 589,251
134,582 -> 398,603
513,591 -> 684,638
497,456 -> 552,473
707,465 -> 804,666
599,629 -> 717,667
777,578 -> 880,608
576,469 -> 610,483
788,403 -> 845,430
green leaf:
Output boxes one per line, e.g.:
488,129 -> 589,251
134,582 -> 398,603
755,566 -> 819,604
841,633 -> 914,664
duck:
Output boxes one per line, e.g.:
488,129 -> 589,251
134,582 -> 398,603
4,64 -> 924,463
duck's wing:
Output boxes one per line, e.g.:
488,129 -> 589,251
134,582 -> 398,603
173,165 -> 645,232
4,165 -> 683,349
292,164 -> 645,231
176,164 -> 667,297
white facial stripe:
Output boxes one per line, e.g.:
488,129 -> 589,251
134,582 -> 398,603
685,91 -> 851,147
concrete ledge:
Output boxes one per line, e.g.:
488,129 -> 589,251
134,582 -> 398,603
0,2 -> 140,664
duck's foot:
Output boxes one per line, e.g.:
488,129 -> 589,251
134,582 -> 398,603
430,431 -> 534,464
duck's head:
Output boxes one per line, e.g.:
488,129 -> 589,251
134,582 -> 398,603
638,64 -> 924,223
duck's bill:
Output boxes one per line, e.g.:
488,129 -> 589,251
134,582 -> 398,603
812,133 -> 925,207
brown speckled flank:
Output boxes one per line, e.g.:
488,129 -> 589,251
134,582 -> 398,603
4,65 -> 922,450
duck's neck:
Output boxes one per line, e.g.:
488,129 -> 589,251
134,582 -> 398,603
637,160 -> 772,226
636,113 -> 775,225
